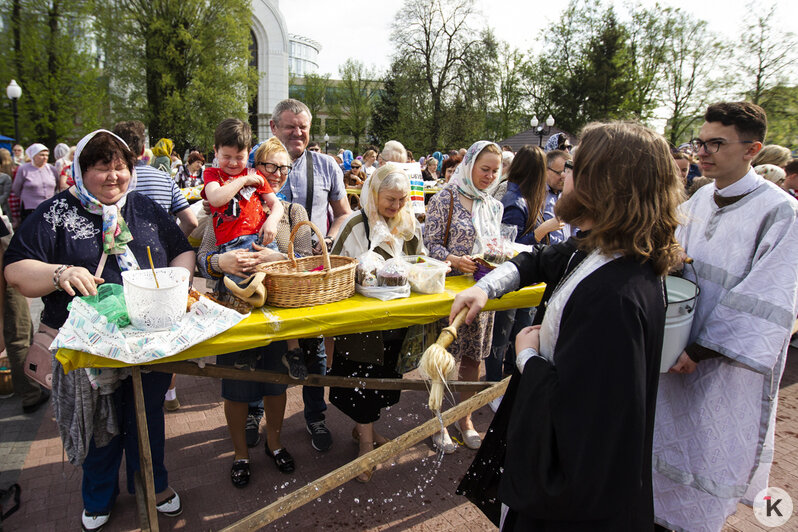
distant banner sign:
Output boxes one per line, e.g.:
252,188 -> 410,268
395,162 -> 426,214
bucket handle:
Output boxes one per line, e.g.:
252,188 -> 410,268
683,257 -> 698,311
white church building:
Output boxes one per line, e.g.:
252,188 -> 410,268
249,0 -> 321,140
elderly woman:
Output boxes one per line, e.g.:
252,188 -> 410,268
4,130 -> 194,531
197,136 -> 312,488
11,143 -> 58,220
424,141 -> 503,453
329,164 -> 425,483
175,150 -> 205,189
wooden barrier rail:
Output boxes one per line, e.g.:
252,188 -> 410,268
219,376 -> 510,531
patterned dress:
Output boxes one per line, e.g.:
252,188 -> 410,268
424,182 -> 494,361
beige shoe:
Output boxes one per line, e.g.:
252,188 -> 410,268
456,424 -> 482,450
223,271 -> 267,307
431,429 -> 457,454
164,398 -> 180,411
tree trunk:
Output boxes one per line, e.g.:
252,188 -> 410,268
429,94 -> 442,154
46,0 -> 60,150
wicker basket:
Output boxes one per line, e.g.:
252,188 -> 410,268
0,355 -> 13,396
257,221 -> 357,308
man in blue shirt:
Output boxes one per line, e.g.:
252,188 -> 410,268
542,149 -> 571,244
268,99 -> 352,453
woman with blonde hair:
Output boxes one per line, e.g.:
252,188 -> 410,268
329,163 -> 425,482
752,144 -> 791,168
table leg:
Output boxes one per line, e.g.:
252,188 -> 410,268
132,366 -> 159,532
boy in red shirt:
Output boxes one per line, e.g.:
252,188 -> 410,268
203,118 -> 284,279
202,119 -> 285,369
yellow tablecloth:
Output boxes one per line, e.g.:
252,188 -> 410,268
346,188 -> 440,195
57,277 -> 544,371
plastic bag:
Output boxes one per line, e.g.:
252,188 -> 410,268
404,255 -> 447,294
355,250 -> 385,287
377,257 -> 409,287
70,283 -> 130,328
355,283 -> 411,301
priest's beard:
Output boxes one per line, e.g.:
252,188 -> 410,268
554,189 -> 586,226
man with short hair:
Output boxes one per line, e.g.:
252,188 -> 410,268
653,102 -> 798,531
307,142 -> 320,153
541,149 -> 571,243
112,121 -> 197,237
269,98 -> 351,452
783,159 -> 798,199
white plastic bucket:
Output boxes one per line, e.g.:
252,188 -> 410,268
122,267 -> 190,331
660,275 -> 699,372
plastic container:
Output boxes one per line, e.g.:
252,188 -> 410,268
122,267 -> 190,331
660,275 -> 699,372
403,255 -> 448,294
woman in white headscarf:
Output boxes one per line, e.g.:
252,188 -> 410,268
423,140 -> 503,453
329,163 -> 425,483
11,143 -> 58,220
5,130 -> 194,531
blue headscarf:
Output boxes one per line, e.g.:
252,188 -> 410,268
342,150 -> 353,171
432,151 -> 443,173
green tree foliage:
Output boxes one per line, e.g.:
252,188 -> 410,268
330,59 -> 378,153
95,0 -> 258,152
757,85 -> 798,150
0,0 -> 108,147
369,69 -> 400,147
303,72 -> 331,141
490,43 -> 528,141
660,17 -> 727,145
736,3 -> 797,106
390,0 -> 479,153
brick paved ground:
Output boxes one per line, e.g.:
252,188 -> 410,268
2,346 -> 796,531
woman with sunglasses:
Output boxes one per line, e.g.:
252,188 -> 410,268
196,137 -> 312,488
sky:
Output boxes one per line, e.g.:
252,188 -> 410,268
279,0 -> 797,77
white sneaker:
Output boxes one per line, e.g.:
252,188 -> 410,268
488,395 -> 503,413
431,429 -> 457,454
156,491 -> 182,517
81,510 -> 110,531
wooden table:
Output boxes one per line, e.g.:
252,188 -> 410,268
58,277 -> 544,530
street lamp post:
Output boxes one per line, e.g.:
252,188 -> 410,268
530,114 -> 555,147
6,80 -> 22,145
324,133 -> 330,154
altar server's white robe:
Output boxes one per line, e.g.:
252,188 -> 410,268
653,170 -> 798,532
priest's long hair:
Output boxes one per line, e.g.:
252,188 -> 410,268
555,121 -> 683,276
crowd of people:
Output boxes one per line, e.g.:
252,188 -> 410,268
1,97 -> 797,532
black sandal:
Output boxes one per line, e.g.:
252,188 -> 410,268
231,460 -> 250,488
265,444 -> 295,474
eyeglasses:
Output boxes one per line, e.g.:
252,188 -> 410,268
547,166 -> 566,176
690,138 -> 753,154
256,162 -> 292,176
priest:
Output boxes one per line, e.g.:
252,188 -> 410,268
453,121 -> 683,530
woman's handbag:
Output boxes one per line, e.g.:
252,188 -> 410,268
24,324 -> 58,390
24,254 -> 109,390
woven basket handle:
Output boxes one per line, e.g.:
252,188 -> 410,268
287,220 -> 332,272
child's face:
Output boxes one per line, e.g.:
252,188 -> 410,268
215,145 -> 248,176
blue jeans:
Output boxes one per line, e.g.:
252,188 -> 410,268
299,337 -> 327,423
220,234 -> 278,284
81,371 -> 172,513
486,307 -> 535,381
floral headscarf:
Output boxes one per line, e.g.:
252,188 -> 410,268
151,138 -> 173,158
544,132 -> 564,153
450,141 -> 504,255
72,130 -> 140,272
360,163 -> 421,253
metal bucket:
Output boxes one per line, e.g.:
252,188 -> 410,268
661,273 -> 699,372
